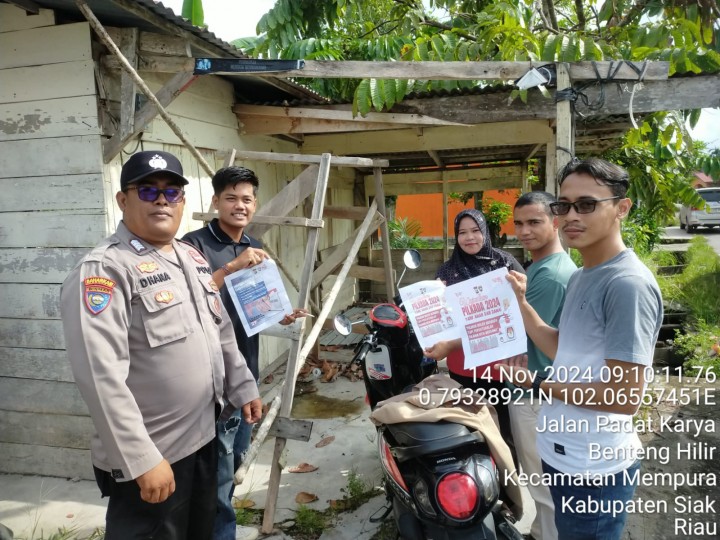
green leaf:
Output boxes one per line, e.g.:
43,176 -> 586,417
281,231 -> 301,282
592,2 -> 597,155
181,0 -> 204,27
702,23 -> 714,45
560,35 -> 579,62
265,10 -> 277,30
597,0 -> 615,22
431,35 -> 445,59
688,109 -> 702,129
354,79 -> 371,117
415,39 -> 430,61
542,35 -> 559,61
370,78 -> 384,111
383,79 -> 397,110
395,78 -> 409,98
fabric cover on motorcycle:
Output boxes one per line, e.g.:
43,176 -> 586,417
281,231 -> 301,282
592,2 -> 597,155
370,373 -> 524,519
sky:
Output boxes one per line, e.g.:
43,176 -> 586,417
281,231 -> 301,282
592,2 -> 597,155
161,0 -> 718,149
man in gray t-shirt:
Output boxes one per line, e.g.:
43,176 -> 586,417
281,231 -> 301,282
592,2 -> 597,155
498,158 -> 662,540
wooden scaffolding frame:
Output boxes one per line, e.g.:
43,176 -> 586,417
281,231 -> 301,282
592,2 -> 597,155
192,149 -> 393,532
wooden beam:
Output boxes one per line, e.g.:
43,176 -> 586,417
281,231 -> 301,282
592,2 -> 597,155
102,70 -> 197,163
106,28 -> 194,57
339,264 -> 392,282
192,212 -> 324,229
118,28 -> 138,141
209,60 -> 669,81
379,165 -> 522,185
555,63 -> 575,177
428,150 -> 443,167
76,1 -> 214,173
546,140 -> 557,196
374,167 -> 395,301
234,104 -> 460,124
262,154 -> 332,532
238,116 -> 409,135
323,206 -> 371,220
391,74 -> 720,124
234,104 -> 462,132
102,53 -> 194,73
301,121 -> 553,156
245,165 -> 319,238
108,0 -> 243,58
230,150 -> 389,168
311,213 -> 383,289
376,176 -> 519,196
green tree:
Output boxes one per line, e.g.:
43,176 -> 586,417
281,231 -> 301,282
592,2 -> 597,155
603,114 -> 714,252
238,0 -> 719,112
233,0 -> 718,251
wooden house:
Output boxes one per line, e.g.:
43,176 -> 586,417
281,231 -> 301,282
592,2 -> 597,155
1,0 -> 718,482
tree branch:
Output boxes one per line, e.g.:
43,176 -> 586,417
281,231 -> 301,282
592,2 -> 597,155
543,0 -> 559,31
574,0 -> 586,31
615,0 -> 651,28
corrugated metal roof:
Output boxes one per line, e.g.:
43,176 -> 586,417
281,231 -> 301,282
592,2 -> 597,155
22,0 -> 322,102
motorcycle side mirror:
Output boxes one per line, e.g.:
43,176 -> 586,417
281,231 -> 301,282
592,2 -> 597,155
403,249 -> 422,270
397,249 -> 422,289
333,314 -> 354,336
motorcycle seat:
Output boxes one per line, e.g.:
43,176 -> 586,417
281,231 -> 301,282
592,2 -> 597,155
385,421 -> 486,461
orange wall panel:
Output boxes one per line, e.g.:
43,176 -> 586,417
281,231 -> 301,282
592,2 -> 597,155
395,189 -> 520,237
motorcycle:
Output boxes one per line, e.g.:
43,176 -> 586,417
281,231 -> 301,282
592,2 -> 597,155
334,250 -> 523,540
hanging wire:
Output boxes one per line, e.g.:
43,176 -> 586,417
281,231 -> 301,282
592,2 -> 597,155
553,60 -> 649,120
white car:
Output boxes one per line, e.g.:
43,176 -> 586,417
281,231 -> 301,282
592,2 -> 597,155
679,187 -> 720,232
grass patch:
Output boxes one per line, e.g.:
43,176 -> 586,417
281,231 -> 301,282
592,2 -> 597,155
672,319 -> 720,374
279,469 -> 383,539
294,505 -> 328,536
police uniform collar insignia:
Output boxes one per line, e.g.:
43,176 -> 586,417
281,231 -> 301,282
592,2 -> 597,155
148,154 -> 168,170
84,276 -> 115,315
136,261 -> 159,273
155,290 -> 174,304
130,239 -> 146,253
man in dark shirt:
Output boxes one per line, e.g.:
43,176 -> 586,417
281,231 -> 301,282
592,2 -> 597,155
183,166 -> 305,540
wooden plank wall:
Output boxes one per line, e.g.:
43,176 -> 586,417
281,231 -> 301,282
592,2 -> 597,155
0,5 -> 359,480
0,6 -> 105,479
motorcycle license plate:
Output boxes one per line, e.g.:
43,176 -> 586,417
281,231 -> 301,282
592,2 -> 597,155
366,344 -> 392,380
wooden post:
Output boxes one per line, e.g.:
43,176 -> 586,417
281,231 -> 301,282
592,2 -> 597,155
244,201 -> 379,493
546,139 -> 557,196
76,0 -> 214,177
555,62 -> 575,183
442,178 -> 449,261
261,154 -> 331,533
373,167 -> 394,300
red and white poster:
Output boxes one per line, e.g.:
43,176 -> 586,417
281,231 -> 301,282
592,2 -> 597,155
444,267 -> 527,369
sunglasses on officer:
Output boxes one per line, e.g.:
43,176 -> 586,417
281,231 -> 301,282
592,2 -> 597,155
126,185 -> 185,203
549,196 -> 620,216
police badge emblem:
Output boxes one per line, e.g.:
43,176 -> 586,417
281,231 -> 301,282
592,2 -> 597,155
84,276 -> 116,315
155,290 -> 174,304
136,261 -> 159,273
148,154 -> 168,170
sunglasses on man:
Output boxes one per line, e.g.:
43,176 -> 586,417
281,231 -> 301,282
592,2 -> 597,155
549,196 -> 620,216
127,185 -> 185,203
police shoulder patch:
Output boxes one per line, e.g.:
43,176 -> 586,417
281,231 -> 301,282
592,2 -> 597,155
84,276 -> 116,315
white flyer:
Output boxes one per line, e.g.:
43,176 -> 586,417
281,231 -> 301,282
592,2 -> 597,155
224,259 -> 292,337
444,267 -> 527,369
399,280 -> 461,350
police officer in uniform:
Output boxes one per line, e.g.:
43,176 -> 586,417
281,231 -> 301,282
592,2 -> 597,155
60,150 -> 262,540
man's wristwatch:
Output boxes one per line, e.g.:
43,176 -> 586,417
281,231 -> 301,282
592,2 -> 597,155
531,374 -> 546,397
